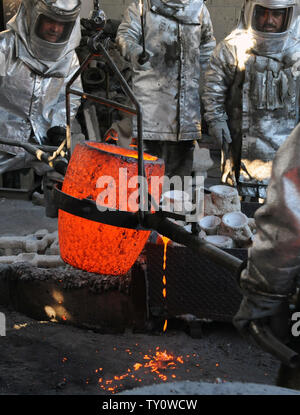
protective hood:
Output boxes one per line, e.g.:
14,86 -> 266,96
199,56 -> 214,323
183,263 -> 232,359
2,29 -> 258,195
150,0 -> 203,24
239,0 -> 299,55
7,0 -> 81,72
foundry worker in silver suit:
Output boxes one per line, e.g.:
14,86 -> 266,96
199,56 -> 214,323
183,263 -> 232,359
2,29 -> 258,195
202,0 -> 300,200
116,0 -> 216,180
0,0 -> 82,178
233,122 -> 300,388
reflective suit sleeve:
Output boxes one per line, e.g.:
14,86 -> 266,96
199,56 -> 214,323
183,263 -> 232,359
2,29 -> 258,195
50,53 -> 82,127
199,4 -> 216,72
234,124 -> 300,329
202,40 -> 237,124
116,0 -> 143,61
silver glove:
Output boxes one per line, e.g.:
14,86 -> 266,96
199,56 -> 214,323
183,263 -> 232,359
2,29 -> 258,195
131,46 -> 152,71
208,120 -> 232,147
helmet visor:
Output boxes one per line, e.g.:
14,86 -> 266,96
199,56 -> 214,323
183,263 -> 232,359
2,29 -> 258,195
252,5 -> 293,33
35,14 -> 75,43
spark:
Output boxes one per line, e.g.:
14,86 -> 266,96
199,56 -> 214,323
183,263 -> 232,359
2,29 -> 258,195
94,349 -> 185,393
133,363 -> 143,371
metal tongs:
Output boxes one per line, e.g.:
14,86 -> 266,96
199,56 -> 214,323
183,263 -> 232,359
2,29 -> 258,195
0,138 -> 68,175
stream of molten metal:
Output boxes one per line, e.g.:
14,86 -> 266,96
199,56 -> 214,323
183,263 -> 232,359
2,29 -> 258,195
161,236 -> 170,332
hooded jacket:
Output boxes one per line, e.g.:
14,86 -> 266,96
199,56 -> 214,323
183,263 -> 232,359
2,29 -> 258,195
116,0 -> 216,142
202,3 -> 300,199
0,2 -> 82,173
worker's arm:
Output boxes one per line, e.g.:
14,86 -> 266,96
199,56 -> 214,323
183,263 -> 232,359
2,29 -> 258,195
234,123 -> 300,331
49,53 -> 82,128
116,0 -> 143,62
202,38 -> 237,124
199,3 -> 216,73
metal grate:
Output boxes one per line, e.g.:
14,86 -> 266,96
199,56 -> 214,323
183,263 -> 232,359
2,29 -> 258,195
145,244 -> 247,322
145,202 -> 261,323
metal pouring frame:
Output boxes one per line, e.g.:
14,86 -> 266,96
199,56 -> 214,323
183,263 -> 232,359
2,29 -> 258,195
65,34 -> 148,223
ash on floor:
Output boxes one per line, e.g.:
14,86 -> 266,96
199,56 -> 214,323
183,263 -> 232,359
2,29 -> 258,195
0,305 -> 281,395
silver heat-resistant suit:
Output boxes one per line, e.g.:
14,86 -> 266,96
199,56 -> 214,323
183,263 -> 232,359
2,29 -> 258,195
229,2 -> 300,342
0,0 -> 82,174
234,122 -> 300,332
203,0 -> 300,199
116,0 -> 215,178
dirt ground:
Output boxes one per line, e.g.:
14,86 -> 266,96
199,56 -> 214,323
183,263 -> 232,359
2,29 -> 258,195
0,198 -> 287,396
0,304 -> 280,395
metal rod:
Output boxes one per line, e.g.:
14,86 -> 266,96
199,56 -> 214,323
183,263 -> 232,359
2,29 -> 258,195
137,0 -> 150,65
143,213 -> 243,274
0,138 -> 51,165
69,88 -> 137,115
0,138 -> 67,172
140,0 -> 146,56
249,321 -> 300,369
66,53 -> 95,151
66,88 -> 71,151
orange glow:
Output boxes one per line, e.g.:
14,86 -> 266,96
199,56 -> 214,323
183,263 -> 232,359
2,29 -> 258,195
59,142 -> 164,275
161,236 -> 169,271
93,349 -> 206,394
95,347 -> 186,393
163,319 -> 168,332
144,350 -> 181,373
161,236 -> 170,332
87,142 -> 157,161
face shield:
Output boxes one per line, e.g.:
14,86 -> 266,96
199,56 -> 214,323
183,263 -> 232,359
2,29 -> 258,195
243,0 -> 297,54
35,14 -> 75,43
252,5 -> 293,33
27,0 -> 81,62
